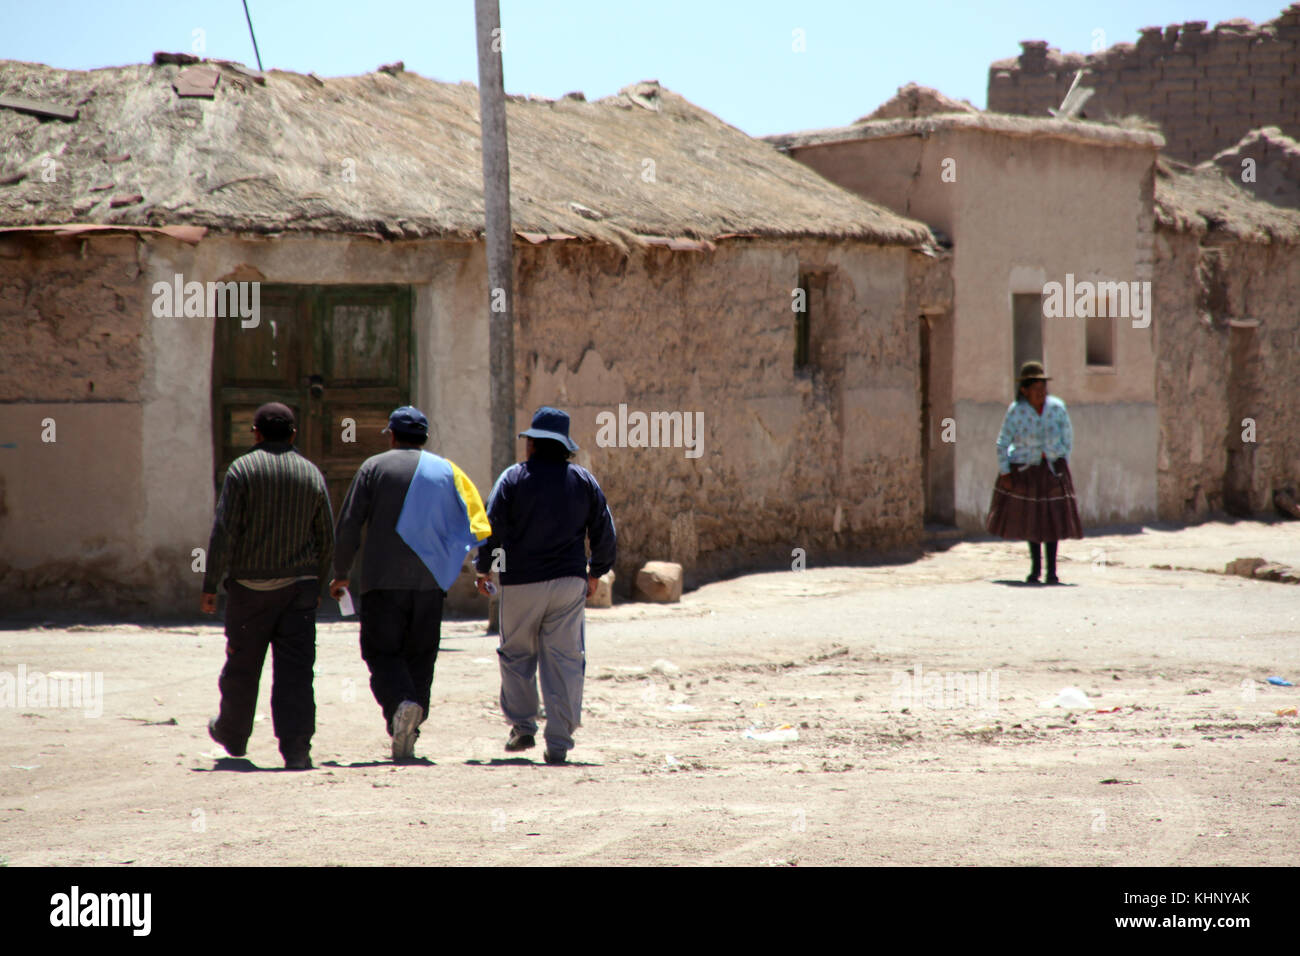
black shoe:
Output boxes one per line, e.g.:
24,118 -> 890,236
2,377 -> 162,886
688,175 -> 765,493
1045,574 -> 1061,585
284,753 -> 312,770
208,717 -> 246,757
505,730 -> 536,752
542,749 -> 567,765
1025,573 -> 1041,584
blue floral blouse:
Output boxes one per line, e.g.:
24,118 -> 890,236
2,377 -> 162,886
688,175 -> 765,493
995,395 -> 1073,475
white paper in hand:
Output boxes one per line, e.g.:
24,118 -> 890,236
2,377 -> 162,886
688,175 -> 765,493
337,587 -> 355,616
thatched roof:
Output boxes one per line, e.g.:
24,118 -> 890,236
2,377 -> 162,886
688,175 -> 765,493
1203,126 -> 1300,211
768,110 -> 1164,153
1155,158 -> 1300,243
0,59 -> 930,247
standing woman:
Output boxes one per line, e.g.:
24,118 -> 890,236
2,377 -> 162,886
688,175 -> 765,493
986,361 -> 1083,584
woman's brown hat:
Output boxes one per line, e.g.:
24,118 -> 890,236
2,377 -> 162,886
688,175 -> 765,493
1017,360 -> 1051,384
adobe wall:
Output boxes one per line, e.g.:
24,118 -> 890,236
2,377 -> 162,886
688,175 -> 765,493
1153,226 -> 1300,519
987,5 -> 1300,163
786,135 -> 956,237
0,233 -> 146,403
0,233 -> 154,614
512,238 -> 926,591
941,130 -> 1159,529
0,232 -> 494,617
2,231 -> 930,613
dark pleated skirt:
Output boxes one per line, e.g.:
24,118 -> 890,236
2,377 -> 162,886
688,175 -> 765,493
986,459 -> 1084,543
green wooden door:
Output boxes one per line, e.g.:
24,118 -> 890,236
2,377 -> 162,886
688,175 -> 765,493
212,284 -> 413,521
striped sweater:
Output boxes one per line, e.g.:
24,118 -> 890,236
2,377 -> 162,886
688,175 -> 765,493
203,441 -> 335,593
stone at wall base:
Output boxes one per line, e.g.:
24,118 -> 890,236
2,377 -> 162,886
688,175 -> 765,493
1225,557 -> 1266,577
634,561 -> 683,603
1253,563 -> 1289,582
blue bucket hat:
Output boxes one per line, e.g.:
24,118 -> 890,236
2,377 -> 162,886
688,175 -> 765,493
519,406 -> 578,452
383,406 -> 429,437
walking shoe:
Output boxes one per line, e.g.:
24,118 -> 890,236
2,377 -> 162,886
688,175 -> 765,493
1025,573 -> 1041,584
284,753 -> 312,770
505,729 -> 536,752
208,717 -> 246,757
542,748 -> 567,765
391,701 -> 423,760
1045,574 -> 1061,585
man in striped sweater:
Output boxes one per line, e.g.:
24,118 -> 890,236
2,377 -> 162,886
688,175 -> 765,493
201,403 -> 334,770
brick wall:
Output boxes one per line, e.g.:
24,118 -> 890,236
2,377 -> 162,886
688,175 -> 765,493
988,5 -> 1300,163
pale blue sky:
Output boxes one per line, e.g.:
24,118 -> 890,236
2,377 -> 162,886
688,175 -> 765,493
3,1 -> 1289,135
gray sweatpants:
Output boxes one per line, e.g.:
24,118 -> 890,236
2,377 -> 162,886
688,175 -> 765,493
497,576 -> 587,754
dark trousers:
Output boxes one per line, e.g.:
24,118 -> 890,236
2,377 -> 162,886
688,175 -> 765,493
359,588 -> 444,733
215,579 -> 317,759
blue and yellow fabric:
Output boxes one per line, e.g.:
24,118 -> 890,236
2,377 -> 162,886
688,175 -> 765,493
395,452 -> 491,590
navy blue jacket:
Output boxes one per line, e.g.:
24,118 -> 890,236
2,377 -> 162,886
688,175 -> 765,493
475,456 -> 616,586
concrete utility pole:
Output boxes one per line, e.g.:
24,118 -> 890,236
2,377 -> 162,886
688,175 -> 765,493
475,0 -> 516,482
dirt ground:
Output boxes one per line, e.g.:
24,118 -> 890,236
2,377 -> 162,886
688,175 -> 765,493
1,520 -> 1297,866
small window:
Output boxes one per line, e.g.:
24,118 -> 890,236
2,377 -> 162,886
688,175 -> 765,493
1012,293 -> 1044,377
1086,315 -> 1115,367
794,271 -> 825,371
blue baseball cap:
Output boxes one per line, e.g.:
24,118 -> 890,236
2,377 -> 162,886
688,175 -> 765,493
519,406 -> 578,451
383,406 -> 428,437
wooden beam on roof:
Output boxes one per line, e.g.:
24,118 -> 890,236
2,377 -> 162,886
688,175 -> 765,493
0,95 -> 78,121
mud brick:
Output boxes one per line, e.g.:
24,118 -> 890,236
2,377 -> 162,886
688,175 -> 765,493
1178,22 -> 1210,52
1199,50 -> 1240,68
1248,44 -> 1286,64
1019,40 -> 1050,73
1253,563 -> 1288,582
1108,43 -> 1138,66
1251,61 -> 1289,76
1019,76 -> 1057,98
1226,557 -> 1266,577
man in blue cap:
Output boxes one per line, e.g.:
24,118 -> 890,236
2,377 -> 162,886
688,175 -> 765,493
331,406 -> 490,760
475,406 -> 616,765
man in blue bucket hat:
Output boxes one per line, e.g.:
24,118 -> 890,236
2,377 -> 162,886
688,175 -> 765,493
331,406 -> 490,760
475,406 -> 616,765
